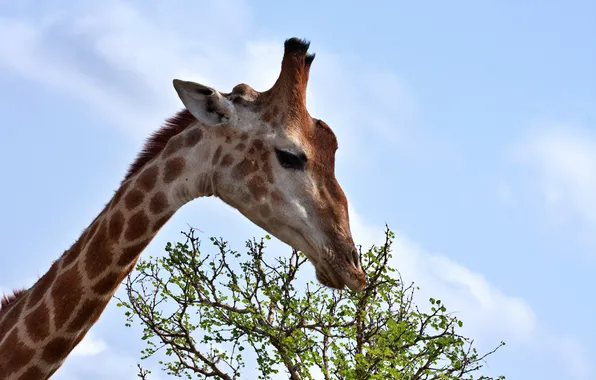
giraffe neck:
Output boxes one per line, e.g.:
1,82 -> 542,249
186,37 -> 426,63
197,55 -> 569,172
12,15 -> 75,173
0,124 -> 219,379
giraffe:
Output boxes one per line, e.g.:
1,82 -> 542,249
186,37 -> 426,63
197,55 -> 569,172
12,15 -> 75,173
0,37 -> 367,379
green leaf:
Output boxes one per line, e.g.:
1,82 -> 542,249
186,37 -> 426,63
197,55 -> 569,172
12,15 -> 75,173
119,226 -> 506,380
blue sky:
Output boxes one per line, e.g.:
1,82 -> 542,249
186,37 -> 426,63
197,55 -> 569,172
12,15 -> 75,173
0,0 -> 595,379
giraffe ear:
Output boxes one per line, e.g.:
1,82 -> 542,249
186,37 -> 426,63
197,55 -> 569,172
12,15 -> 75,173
173,79 -> 236,126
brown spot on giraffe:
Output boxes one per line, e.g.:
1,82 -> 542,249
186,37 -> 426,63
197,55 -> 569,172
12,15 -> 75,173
239,191 -> 251,205
220,154 -> 234,167
42,337 -> 74,363
0,330 -> 34,376
252,139 -> 264,150
162,135 -> 184,158
261,105 -> 279,123
108,211 -> 125,240
51,266 -> 83,328
24,300 -> 50,342
260,151 -> 274,183
91,272 -> 120,295
137,165 -> 159,192
27,262 -> 58,307
232,158 -> 259,180
84,220 -> 112,279
124,189 -> 144,210
62,221 -> 98,267
18,366 -> 43,380
234,142 -> 246,151
247,176 -> 268,201
149,192 -> 169,214
0,297 -> 25,341
163,157 -> 186,183
117,239 -> 152,267
110,180 -> 130,208
67,298 -> 103,333
185,127 -> 203,147
124,211 -> 149,241
271,189 -> 284,204
267,217 -> 282,229
259,204 -> 271,218
212,146 -> 222,165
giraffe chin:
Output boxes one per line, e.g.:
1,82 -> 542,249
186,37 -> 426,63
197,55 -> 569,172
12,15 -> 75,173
315,267 -> 345,290
314,260 -> 365,293
298,238 -> 366,293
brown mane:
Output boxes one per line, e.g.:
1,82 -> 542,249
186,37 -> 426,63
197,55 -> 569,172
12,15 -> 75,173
0,289 -> 26,313
123,109 -> 197,182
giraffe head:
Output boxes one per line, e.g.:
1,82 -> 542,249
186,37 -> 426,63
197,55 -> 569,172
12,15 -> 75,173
170,38 -> 366,292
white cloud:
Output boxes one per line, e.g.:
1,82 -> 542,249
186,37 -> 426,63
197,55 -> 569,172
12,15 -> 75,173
0,0 -> 257,137
509,124 -> 596,242
0,0 -> 428,169
71,331 -> 107,357
0,15 -> 145,134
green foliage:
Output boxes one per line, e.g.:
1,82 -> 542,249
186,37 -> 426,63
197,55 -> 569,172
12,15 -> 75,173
116,227 -> 505,380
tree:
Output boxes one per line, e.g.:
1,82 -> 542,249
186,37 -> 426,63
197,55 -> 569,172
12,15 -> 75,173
117,227 -> 505,380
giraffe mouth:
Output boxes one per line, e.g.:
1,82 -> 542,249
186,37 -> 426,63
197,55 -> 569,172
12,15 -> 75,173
302,237 -> 362,291
282,227 -> 346,289
315,266 -> 345,290
277,225 -> 365,292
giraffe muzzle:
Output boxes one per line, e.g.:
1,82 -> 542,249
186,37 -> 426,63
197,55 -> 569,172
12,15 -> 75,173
315,249 -> 367,293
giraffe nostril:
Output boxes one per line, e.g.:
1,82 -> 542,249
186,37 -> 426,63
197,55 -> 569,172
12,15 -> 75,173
350,249 -> 361,269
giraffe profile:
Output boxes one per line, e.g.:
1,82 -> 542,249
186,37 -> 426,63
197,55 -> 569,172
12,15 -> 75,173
0,37 -> 366,379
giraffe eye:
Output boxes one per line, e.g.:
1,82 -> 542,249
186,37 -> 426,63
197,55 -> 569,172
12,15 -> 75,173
275,149 -> 307,170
